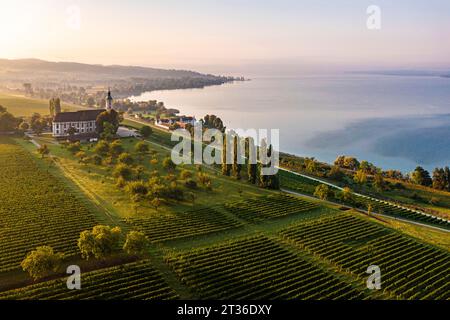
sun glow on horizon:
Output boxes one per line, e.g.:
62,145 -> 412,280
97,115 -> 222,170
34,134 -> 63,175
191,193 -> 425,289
0,0 -> 449,72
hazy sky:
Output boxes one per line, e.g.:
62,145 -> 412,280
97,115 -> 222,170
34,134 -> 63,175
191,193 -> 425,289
1,0 -> 449,75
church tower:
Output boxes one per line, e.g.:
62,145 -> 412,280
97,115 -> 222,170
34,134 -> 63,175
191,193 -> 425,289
106,89 -> 113,110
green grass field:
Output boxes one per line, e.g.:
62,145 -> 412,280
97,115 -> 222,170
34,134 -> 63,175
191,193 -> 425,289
0,92 -> 81,117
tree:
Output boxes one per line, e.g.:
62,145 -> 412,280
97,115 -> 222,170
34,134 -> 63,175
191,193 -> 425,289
123,231 -> 149,255
150,197 -> 162,210
327,166 -> 344,181
411,166 -> 432,186
110,140 -> 124,156
344,157 -> 360,170
353,170 -> 367,185
339,187 -> 353,202
335,155 -> 360,170
445,167 -> 450,191
232,136 -> 242,179
314,184 -> 331,200
432,168 -> 447,190
0,106 -> 21,132
30,113 -> 47,135
87,96 -> 96,107
94,140 -> 110,156
135,141 -> 149,155
125,180 -> 148,197
203,114 -> 225,132
248,163 -> 257,184
19,121 -> 30,132
185,179 -> 198,189
78,225 -> 122,260
162,157 -> 176,172
37,144 -> 50,158
49,98 -> 61,116
75,151 -> 88,164
96,109 -> 120,135
23,83 -> 33,95
91,154 -> 103,165
118,152 -> 134,165
305,158 -> 318,174
221,134 -> 231,176
259,144 -> 279,189
246,138 -> 258,184
135,165 -> 146,179
67,142 -> 81,154
373,173 -> 386,192
21,246 -> 64,280
180,169 -> 192,180
100,122 -> 116,141
139,125 -> 153,138
113,163 -> 134,180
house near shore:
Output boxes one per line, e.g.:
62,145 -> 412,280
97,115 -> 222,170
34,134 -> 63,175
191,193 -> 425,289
155,116 -> 197,129
52,90 -> 113,138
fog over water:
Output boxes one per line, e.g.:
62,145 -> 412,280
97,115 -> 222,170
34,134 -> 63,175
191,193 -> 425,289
129,74 -> 450,172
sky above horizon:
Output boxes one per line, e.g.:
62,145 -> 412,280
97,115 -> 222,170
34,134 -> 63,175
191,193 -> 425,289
0,0 -> 449,76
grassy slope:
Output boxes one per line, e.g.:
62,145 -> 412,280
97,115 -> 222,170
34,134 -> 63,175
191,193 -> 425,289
30,135 -> 269,220
0,92 -> 81,117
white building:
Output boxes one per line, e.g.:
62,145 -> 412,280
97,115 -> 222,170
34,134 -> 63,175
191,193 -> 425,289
52,90 -> 113,137
52,109 -> 105,137
155,116 -> 197,130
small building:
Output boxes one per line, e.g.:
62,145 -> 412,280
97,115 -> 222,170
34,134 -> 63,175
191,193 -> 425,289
155,115 -> 197,130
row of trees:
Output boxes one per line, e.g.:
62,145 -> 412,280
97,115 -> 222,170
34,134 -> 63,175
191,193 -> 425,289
221,134 -> 279,189
21,226 -> 149,280
411,166 -> 450,191
0,105 -> 23,132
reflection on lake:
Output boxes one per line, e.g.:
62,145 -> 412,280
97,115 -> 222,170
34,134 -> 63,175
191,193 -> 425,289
129,75 -> 450,172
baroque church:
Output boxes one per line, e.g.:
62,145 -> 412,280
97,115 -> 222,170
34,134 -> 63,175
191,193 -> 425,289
52,90 -> 113,138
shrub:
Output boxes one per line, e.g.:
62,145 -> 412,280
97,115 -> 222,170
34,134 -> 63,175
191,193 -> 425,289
135,141 -> 149,154
162,157 -> 176,171
113,163 -> 133,180
21,246 -> 64,280
78,225 -> 122,260
139,125 -> 153,138
185,179 -> 198,189
123,231 -> 149,255
180,169 -> 192,180
313,184 -> 331,200
94,140 -> 109,155
125,181 -> 148,196
118,152 -> 134,165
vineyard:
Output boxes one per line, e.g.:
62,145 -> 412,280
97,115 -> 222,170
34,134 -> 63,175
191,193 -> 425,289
0,138 -> 102,272
165,235 -> 366,299
125,206 -> 242,242
279,170 -> 320,195
353,196 -> 450,229
280,213 -> 450,299
224,194 -> 318,222
0,260 -> 178,300
279,170 -> 450,230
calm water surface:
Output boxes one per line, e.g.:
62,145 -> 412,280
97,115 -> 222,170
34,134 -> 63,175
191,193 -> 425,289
129,74 -> 450,172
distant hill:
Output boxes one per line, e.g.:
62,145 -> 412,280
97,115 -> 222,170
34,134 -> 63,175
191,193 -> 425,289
0,58 -> 222,81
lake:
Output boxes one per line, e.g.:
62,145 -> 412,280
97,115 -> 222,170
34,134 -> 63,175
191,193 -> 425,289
129,74 -> 450,173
